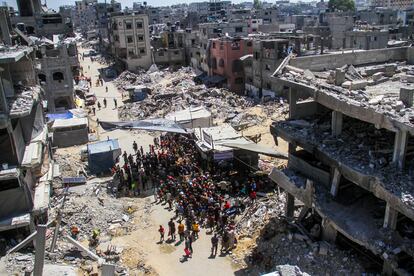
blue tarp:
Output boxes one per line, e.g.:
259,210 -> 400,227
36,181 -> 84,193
46,111 -> 73,120
87,139 -> 121,175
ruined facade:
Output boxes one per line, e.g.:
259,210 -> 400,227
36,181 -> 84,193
244,38 -> 289,98
11,0 -> 73,38
270,46 -> 414,275
0,46 -> 50,234
36,42 -> 79,112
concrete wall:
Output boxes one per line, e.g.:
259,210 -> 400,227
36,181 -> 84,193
154,48 -> 185,66
53,128 -> 88,148
290,47 -> 409,71
408,47 -> 414,64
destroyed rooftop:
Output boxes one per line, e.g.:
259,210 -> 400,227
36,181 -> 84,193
280,59 -> 414,134
0,45 -> 33,63
7,86 -> 41,118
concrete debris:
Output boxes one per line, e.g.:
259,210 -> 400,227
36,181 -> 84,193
272,264 -> 311,276
116,67 -> 256,123
275,117 -> 414,209
7,86 -> 41,117
232,192 -> 364,275
283,62 -> 414,127
50,181 -> 131,239
54,147 -> 87,178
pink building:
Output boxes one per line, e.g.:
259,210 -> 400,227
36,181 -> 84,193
208,37 -> 253,94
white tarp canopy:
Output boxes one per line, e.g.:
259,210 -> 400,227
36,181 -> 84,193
194,124 -> 251,152
166,106 -> 212,128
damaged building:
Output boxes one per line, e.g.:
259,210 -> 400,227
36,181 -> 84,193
243,38 -> 290,99
35,40 -> 79,112
269,46 -> 414,275
10,0 -> 73,38
0,45 -> 50,240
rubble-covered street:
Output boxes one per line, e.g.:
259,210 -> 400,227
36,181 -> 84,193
0,49 -> 369,276
2,1 -> 414,275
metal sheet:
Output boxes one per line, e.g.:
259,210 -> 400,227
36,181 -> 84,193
221,142 -> 288,159
99,119 -> 188,134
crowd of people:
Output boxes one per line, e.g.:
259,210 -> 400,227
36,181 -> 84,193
111,133 -> 268,260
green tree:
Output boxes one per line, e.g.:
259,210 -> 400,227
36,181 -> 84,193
254,0 -> 262,9
328,0 -> 355,11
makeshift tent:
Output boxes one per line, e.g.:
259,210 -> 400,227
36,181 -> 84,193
99,119 -> 188,134
194,124 -> 259,168
87,139 -> 121,175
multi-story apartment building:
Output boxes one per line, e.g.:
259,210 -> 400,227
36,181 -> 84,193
208,37 -> 253,94
96,1 -> 122,40
370,0 -> 414,10
74,0 -> 98,35
109,12 -> 152,72
189,1 -> 231,17
194,21 -> 249,72
11,0 -> 80,113
325,12 -> 354,49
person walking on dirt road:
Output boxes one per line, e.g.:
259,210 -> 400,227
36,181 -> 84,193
103,98 -> 107,108
159,225 -> 165,242
211,234 -> 219,257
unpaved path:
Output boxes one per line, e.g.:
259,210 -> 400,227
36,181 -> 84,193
111,197 -> 239,276
79,49 -> 238,276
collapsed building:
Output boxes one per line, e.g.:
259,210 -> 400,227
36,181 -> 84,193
269,46 -> 414,274
0,45 -> 51,240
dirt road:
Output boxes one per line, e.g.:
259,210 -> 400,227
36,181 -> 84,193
79,49 -> 238,276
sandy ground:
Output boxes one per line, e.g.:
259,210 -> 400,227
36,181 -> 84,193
78,48 -> 239,276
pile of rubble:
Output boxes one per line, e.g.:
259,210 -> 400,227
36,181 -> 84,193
7,86 -> 41,117
116,67 -> 255,122
50,179 -> 133,240
94,55 -> 115,66
232,192 -> 365,275
53,146 -> 87,178
274,116 -> 414,208
282,62 -> 414,126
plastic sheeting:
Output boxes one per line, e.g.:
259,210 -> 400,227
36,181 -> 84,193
46,111 -> 73,120
99,119 -> 188,134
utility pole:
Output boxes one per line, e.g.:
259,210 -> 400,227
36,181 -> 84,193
33,225 -> 47,276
